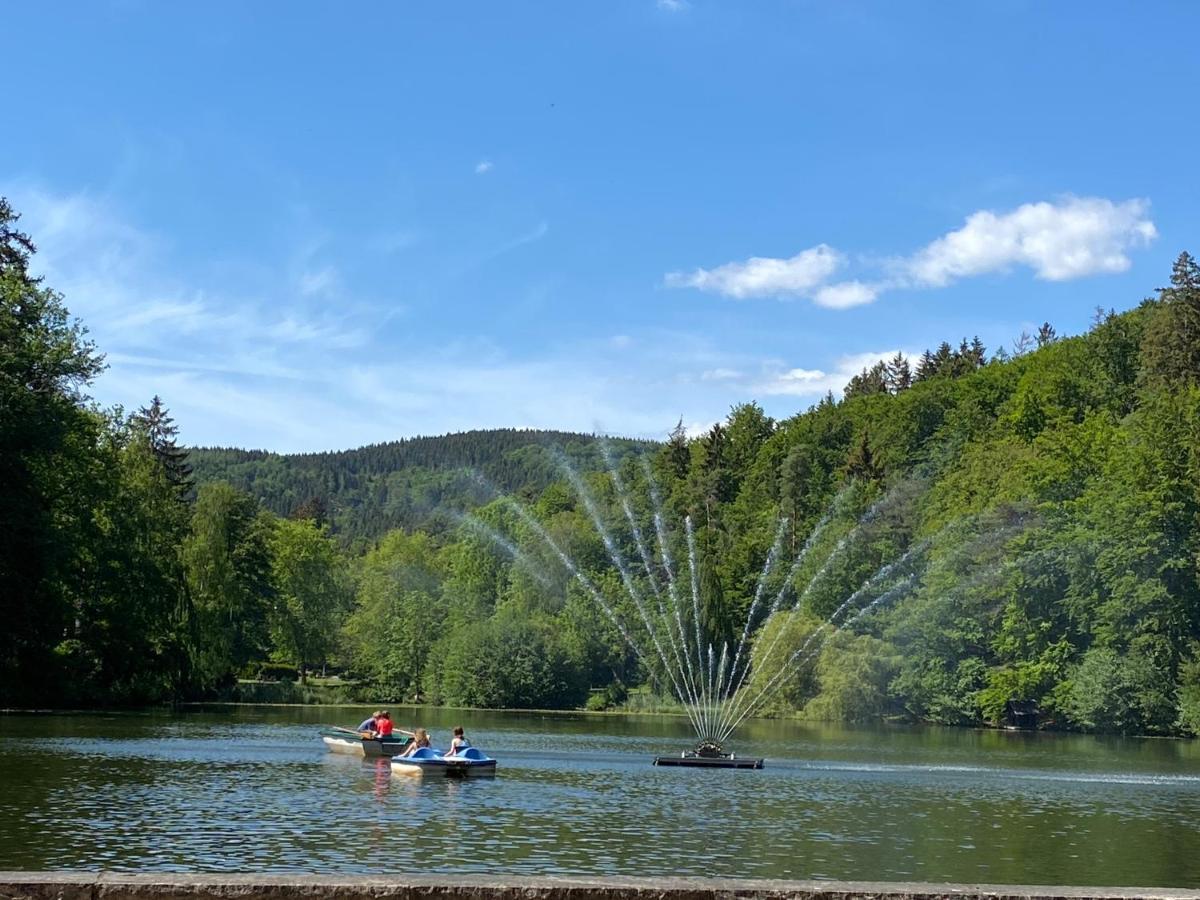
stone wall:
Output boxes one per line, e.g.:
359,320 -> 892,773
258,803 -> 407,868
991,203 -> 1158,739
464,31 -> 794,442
2,875 -> 1200,900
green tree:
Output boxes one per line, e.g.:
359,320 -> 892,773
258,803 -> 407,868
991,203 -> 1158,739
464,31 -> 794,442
804,632 -> 901,722
0,198 -> 105,705
343,530 -> 445,700
424,614 -> 588,709
268,517 -> 351,681
183,483 -> 275,692
1140,251 -> 1200,389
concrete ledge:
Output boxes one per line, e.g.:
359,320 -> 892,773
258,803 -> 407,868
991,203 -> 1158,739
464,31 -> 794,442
2,875 -> 1200,900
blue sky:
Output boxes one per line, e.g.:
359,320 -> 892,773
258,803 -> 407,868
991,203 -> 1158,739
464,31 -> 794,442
5,2 -> 1197,451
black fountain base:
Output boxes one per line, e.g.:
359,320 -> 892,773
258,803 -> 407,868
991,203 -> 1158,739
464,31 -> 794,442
652,740 -> 764,769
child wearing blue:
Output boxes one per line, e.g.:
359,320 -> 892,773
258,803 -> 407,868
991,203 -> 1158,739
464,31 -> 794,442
446,725 -> 470,756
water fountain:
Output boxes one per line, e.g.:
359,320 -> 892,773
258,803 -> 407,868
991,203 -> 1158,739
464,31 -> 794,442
469,444 -> 931,769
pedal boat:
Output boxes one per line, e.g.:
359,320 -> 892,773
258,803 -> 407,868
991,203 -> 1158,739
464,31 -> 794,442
390,746 -> 497,777
320,728 -> 412,758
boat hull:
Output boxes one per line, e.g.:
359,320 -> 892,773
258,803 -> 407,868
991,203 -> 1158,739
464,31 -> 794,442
320,730 -> 412,758
390,746 -> 497,777
653,753 -> 764,769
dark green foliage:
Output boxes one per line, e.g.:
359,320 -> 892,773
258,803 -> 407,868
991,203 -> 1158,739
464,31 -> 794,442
0,200 -> 105,705
131,395 -> 194,498
1139,251 -> 1200,389
424,614 -> 589,709
190,429 -> 653,548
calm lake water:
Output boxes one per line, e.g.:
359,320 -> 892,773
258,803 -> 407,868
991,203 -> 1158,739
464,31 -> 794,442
2,706 -> 1200,885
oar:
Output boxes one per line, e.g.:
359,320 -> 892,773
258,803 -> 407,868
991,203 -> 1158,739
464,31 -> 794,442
329,725 -> 371,738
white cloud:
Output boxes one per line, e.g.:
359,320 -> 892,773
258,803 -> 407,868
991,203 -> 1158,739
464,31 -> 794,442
666,196 -> 1155,309
904,196 -> 1157,287
658,0 -> 689,10
813,280 -> 878,309
665,244 -> 841,299
475,160 -> 493,175
756,350 -> 905,398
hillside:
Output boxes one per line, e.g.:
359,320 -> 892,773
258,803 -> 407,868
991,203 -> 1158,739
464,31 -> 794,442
190,429 -> 657,546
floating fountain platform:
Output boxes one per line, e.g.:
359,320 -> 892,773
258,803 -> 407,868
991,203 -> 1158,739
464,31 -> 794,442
652,740 -> 763,769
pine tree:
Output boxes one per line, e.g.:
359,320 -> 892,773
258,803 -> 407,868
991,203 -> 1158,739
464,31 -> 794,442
844,361 -> 889,399
933,342 -> 954,376
291,495 -> 330,526
0,198 -> 36,275
666,418 -> 690,480
1140,251 -> 1200,389
844,429 -> 881,481
132,396 -> 194,499
888,352 -> 913,392
1036,322 -> 1057,348
969,336 -> 987,368
915,349 -> 936,382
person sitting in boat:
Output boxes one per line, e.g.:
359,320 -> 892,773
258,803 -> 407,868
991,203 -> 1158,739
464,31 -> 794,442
356,710 -> 382,736
445,726 -> 470,756
397,727 -> 431,757
374,710 -> 395,738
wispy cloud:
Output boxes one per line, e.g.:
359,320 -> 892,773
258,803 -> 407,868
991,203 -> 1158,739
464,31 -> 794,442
5,186 -> 760,450
657,0 -> 689,11
297,265 -> 338,297
486,220 -> 549,261
666,196 -> 1156,309
9,184 -> 376,410
474,160 -> 494,175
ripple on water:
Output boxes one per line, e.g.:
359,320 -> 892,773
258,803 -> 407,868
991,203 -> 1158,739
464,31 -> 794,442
2,713 -> 1200,882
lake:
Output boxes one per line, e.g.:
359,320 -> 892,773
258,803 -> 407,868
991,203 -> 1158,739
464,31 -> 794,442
2,706 -> 1199,885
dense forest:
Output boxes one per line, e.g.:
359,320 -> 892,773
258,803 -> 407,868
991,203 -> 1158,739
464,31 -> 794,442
190,430 -> 653,549
3,194 -> 1199,735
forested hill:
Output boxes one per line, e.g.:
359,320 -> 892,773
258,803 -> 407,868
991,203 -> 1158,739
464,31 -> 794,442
7,177 -> 1200,733
190,429 -> 656,546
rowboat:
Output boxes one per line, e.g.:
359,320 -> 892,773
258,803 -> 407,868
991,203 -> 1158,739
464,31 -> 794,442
319,728 -> 413,758
389,746 -> 497,777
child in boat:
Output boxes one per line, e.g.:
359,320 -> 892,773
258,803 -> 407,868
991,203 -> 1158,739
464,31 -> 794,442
374,710 -> 395,738
445,726 -> 470,756
397,727 -> 431,757
356,710 -> 382,735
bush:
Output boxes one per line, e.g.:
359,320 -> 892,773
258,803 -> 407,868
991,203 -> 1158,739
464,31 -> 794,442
257,662 -> 298,682
1054,644 -> 1175,734
585,681 -> 628,712
424,614 -> 588,709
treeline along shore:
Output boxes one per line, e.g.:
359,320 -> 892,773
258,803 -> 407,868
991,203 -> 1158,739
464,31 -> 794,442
3,196 -> 1200,735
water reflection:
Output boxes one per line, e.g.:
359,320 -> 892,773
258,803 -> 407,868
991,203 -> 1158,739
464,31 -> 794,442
1,707 -> 1199,883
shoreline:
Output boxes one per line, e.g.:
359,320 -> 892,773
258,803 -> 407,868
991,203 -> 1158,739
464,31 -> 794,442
2,703 -> 1191,741
3,873 -> 1199,899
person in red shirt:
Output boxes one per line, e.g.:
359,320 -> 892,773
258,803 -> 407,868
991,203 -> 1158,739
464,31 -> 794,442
374,710 -> 395,738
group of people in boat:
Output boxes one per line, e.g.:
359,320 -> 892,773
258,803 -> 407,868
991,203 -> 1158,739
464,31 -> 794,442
355,711 -> 471,758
